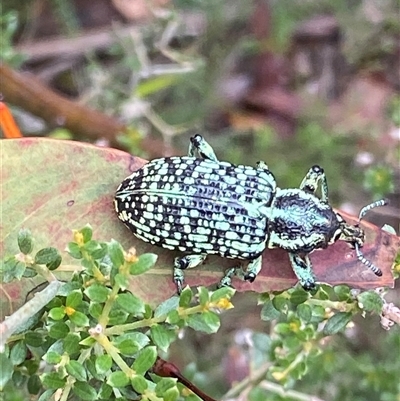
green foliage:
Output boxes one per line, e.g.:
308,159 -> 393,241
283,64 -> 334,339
363,165 -> 394,200
1,227 -> 235,400
1,227 -> 399,400
221,122 -> 357,203
387,94 -> 400,127
0,11 -> 26,66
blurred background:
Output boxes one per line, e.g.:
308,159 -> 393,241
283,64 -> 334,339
1,1 -> 399,400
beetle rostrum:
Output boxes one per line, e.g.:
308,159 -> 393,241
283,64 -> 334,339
115,134 -> 387,292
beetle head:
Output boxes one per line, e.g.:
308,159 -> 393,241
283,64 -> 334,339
333,199 -> 388,277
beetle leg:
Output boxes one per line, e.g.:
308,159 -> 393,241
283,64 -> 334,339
218,256 -> 263,288
288,253 -> 316,291
218,267 -> 237,288
256,160 -> 269,170
173,254 -> 207,293
300,165 -> 329,203
188,134 -> 218,161
244,256 -> 262,282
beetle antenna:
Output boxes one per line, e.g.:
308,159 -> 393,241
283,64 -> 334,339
354,199 -> 388,277
354,243 -> 383,276
357,199 -> 388,222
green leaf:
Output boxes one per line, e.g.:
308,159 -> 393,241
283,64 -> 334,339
25,359 -> 40,376
116,292 -> 145,315
114,333 -> 150,351
27,374 -> 42,395
108,239 -> 125,268
72,381 -> 97,400
10,341 -> 27,365
90,242 -> 108,260
24,331 -> 45,347
69,311 -> 90,326
167,310 -> 181,325
57,281 -> 81,296
0,353 -> 13,390
310,305 -> 326,323
154,296 -> 179,318
18,228 -> 33,254
133,346 -> 157,375
41,372 -> 67,389
210,286 -> 235,303
155,378 -> 178,396
187,311 -> 220,334
48,322 -> 69,339
95,354 -> 112,375
48,306 -> 66,320
80,337 -> 96,347
66,360 -> 87,381
357,291 -> 384,313
66,290 -> 83,308
296,304 -> 312,323
272,295 -> 288,313
261,300 -> 281,321
98,383 -> 113,399
38,390 -> 55,401
108,308 -> 129,325
274,322 -> 291,335
63,333 -> 81,355
43,351 -> 62,364
83,240 -> 104,255
67,242 -> 82,259
114,339 -> 140,357
289,289 -> 309,305
107,371 -> 129,388
114,273 -> 128,290
163,387 -> 180,401
47,339 -> 64,355
135,74 -> 178,98
198,286 -> 210,306
80,225 -> 93,243
131,375 -> 148,394
323,312 -> 352,335
47,254 -> 62,270
88,302 -> 102,319
34,247 -> 61,268
150,325 -> 176,352
129,253 -> 157,275
84,283 -> 110,303
333,285 -> 351,301
1,257 -> 26,282
179,287 -> 193,308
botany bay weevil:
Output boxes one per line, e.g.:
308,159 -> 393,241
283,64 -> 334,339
114,135 -> 387,292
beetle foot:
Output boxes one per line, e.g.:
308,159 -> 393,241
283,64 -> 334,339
301,280 -> 316,292
244,272 -> 256,282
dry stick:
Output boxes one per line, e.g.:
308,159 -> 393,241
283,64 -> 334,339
0,280 -> 63,352
153,357 -> 218,401
0,64 -> 126,145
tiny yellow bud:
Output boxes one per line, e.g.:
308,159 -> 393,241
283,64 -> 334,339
73,230 -> 84,246
124,247 -> 138,263
65,306 -> 75,316
214,298 -> 234,310
289,321 -> 300,332
271,371 -> 285,381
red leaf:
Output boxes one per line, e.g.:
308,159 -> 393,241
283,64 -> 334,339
1,138 -> 398,317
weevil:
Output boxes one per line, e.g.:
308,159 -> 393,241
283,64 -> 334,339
114,135 -> 387,292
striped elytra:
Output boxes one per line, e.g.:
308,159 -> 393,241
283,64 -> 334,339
114,156 -> 276,259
